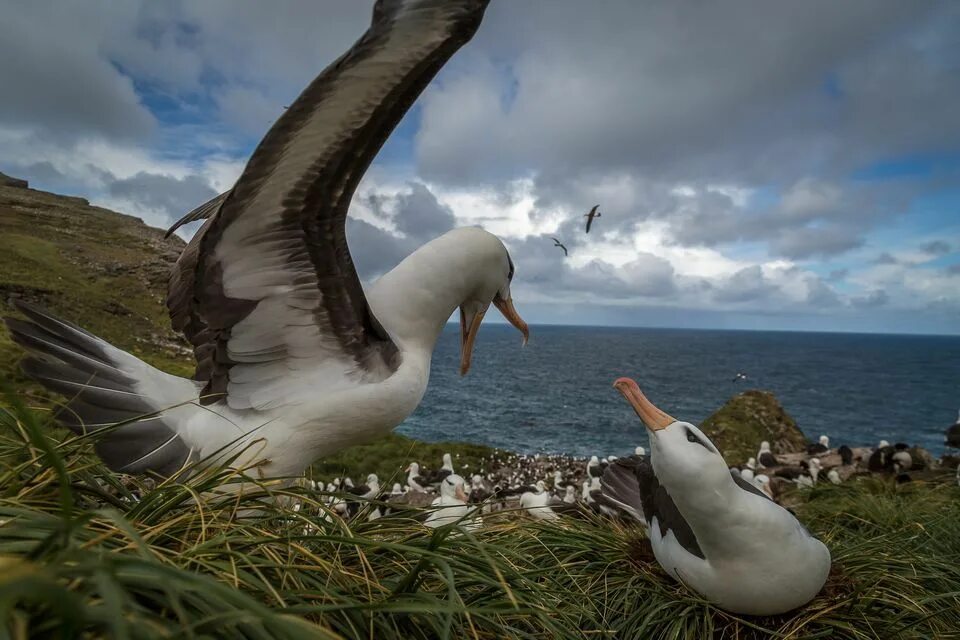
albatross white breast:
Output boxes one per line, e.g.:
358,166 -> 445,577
4,0 -> 529,483
601,378 -> 831,616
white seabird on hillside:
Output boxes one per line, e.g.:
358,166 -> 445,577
519,481 -> 560,521
425,474 -> 478,531
3,0 -> 527,484
405,463 -> 429,493
757,442 -> 778,468
808,458 -> 822,484
601,378 -> 831,616
807,435 -> 830,455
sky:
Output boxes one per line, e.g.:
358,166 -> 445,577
1,1 -> 958,335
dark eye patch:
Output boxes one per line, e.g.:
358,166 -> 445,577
685,426 -> 713,451
507,254 -> 515,281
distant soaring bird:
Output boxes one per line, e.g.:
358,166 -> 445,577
732,372 -> 747,383
602,379 -> 830,615
551,237 -> 568,256
584,205 -> 601,233
3,0 -> 527,483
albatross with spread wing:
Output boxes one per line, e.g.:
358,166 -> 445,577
5,0 -> 527,481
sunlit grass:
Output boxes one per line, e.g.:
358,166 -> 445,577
2,396 -> 958,639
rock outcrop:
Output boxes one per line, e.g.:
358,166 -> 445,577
699,390 -> 808,466
0,172 -> 28,189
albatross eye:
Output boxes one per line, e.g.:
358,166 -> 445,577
685,427 -> 710,450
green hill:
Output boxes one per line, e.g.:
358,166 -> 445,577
0,178 -> 193,396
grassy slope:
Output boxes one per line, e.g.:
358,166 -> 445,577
0,184 -> 193,397
2,402 -> 959,639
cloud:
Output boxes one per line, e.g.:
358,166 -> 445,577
852,289 -> 889,309
828,269 -> 849,282
419,1 -> 947,184
921,240 -> 951,256
0,0 -> 957,333
348,180 -> 458,280
805,277 -> 843,308
107,172 -> 217,226
712,266 -> 777,303
0,4 -> 155,142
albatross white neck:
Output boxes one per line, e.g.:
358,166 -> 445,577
366,227 -> 509,353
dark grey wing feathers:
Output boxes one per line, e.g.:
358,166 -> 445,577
168,0 -> 486,408
164,191 -> 230,238
167,2 -> 488,406
604,455 -> 704,559
4,301 -> 191,476
598,456 -> 645,522
731,471 -> 772,500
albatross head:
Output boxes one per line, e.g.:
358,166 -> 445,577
454,230 -> 529,375
613,377 -> 731,492
440,474 -> 468,501
368,226 -> 528,375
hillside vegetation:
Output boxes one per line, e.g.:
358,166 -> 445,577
0,181 -> 193,395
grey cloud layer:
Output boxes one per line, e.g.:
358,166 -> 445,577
0,1 -> 956,332
414,1 -> 958,261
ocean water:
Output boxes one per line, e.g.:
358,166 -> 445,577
398,325 -> 960,458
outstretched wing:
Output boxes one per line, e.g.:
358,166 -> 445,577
584,205 -> 599,233
167,0 -> 489,410
165,191 -> 230,238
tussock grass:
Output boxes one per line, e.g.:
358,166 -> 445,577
2,398 -> 959,639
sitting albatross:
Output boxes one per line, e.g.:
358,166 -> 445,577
602,378 -> 830,616
4,0 -> 526,481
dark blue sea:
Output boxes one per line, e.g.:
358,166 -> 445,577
399,325 -> 960,458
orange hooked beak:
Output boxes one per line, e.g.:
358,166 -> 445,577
455,484 -> 468,501
459,293 -> 529,376
612,377 -> 676,432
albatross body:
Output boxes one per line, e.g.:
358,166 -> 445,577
4,0 -> 529,481
603,378 -> 831,616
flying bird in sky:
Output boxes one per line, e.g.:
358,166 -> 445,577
584,205 -> 601,233
551,237 -> 569,256
4,0 -> 529,483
